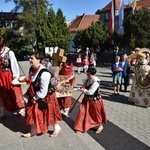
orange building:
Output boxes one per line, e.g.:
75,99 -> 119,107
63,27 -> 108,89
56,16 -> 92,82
70,0 -> 150,33
69,0 -> 150,52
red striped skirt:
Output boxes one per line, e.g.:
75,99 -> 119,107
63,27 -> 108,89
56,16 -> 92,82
74,98 -> 107,132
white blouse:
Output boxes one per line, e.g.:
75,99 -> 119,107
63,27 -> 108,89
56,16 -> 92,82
30,65 -> 51,101
83,76 -> 100,95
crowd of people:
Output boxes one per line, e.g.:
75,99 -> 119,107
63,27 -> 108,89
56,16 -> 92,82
0,38 -> 106,138
76,47 -> 97,74
0,35 -> 149,140
111,48 -> 150,107
111,54 -> 130,94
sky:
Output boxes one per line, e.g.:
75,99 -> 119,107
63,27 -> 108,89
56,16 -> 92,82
1,0 -> 130,21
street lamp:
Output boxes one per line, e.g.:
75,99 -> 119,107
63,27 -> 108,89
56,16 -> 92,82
114,46 -> 119,56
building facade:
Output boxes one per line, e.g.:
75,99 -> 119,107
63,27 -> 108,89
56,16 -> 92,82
0,12 -> 21,29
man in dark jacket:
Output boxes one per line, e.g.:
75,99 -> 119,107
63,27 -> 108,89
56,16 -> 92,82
84,47 -> 91,58
120,54 -> 130,92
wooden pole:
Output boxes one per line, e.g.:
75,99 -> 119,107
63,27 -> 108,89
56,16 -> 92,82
69,92 -> 83,113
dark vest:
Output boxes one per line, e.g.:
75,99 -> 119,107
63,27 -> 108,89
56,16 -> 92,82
31,68 -> 55,96
0,50 -> 11,71
84,80 -> 101,100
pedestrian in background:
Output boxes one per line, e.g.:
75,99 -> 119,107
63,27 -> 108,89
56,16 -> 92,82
76,54 -> 82,74
111,56 -> 123,95
83,55 -> 89,73
120,54 -> 130,92
89,51 -> 97,67
84,47 -> 91,58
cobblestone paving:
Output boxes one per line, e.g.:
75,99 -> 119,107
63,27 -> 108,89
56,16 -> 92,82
74,66 -> 150,147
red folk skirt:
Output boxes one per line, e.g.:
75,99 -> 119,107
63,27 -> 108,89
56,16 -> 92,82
58,96 -> 72,109
74,98 -> 107,132
25,93 -> 62,134
0,70 -> 24,112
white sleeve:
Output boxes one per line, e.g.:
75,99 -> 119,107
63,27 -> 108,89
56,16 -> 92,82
9,51 -> 20,79
83,81 -> 99,95
34,71 -> 51,100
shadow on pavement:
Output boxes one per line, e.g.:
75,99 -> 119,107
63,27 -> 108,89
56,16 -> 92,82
100,81 -> 113,90
101,92 -> 134,106
88,121 -> 149,150
0,112 -> 30,134
65,98 -> 150,150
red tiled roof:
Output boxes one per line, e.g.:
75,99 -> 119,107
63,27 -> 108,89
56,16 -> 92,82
70,0 -> 149,33
70,14 -> 100,32
101,0 -> 120,11
101,2 -> 111,11
136,0 -> 150,9
101,0 -> 150,11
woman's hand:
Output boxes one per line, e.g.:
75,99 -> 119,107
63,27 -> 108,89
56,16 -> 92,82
31,98 -> 36,104
77,87 -> 85,91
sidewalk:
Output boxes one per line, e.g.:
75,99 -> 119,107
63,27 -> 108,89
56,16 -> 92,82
72,66 -> 150,150
0,61 -> 149,150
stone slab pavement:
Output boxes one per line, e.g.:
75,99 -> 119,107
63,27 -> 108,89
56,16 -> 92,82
0,61 -> 149,150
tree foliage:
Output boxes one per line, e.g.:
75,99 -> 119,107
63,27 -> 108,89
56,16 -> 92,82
56,9 -> 71,50
123,8 -> 150,48
4,0 -> 71,52
47,8 -> 58,47
0,27 -> 11,46
113,31 -> 125,50
36,5 -> 49,49
73,21 -> 109,51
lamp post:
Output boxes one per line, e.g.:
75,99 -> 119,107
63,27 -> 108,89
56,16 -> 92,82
115,46 -> 119,56
113,46 -> 119,62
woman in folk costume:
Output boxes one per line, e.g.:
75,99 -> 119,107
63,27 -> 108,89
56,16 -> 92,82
74,67 -> 107,133
89,51 -> 96,67
0,36 -> 25,119
128,48 -> 150,107
76,54 -> 82,74
23,51 -> 62,138
83,55 -> 89,73
58,60 -> 75,117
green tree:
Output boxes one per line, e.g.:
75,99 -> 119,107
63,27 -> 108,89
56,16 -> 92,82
5,0 -> 51,50
5,0 -> 71,53
73,22 -> 109,51
113,31 -> 125,50
56,8 -> 71,50
123,8 -> 150,48
47,7 -> 58,47
0,26 -> 11,46
36,5 -> 49,50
